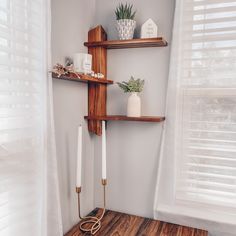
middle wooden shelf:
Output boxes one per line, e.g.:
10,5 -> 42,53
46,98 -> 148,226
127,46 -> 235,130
52,72 -> 113,85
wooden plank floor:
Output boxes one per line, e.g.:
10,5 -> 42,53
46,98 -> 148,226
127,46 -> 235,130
65,208 -> 208,236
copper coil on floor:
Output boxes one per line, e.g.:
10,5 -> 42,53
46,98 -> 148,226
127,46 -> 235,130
79,209 -> 105,235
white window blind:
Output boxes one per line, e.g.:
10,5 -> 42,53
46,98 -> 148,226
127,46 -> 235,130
0,0 -> 48,235
175,0 -> 236,209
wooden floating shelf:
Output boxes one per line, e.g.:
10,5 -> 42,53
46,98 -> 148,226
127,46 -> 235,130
84,37 -> 168,49
84,115 -> 165,123
52,26 -> 168,135
52,72 -> 113,84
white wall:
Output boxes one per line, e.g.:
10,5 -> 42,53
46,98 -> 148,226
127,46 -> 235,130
51,0 -> 96,233
93,0 -> 175,218
51,0 -> 175,232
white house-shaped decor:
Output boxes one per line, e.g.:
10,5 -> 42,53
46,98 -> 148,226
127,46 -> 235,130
141,18 -> 158,39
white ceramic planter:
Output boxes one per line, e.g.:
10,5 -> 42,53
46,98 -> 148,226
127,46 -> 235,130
116,19 -> 136,40
127,92 -> 141,117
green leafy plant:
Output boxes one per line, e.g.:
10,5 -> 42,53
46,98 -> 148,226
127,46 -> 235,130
115,3 -> 136,20
117,76 -> 145,93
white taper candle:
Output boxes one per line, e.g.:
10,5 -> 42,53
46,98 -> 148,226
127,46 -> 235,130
102,121 -> 107,180
76,125 -> 82,188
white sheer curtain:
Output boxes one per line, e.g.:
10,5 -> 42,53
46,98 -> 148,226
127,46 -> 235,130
154,0 -> 236,236
0,0 -> 62,235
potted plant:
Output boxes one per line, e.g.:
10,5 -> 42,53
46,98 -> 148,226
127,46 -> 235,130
117,76 -> 145,117
115,3 -> 137,40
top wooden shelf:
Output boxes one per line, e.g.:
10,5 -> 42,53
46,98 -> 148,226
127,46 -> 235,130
84,37 -> 168,49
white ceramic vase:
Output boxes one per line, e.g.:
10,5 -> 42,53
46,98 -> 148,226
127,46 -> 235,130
116,19 -> 136,40
127,92 -> 141,117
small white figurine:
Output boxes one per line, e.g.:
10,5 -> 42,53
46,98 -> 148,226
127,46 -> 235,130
97,73 -> 105,79
141,18 -> 158,39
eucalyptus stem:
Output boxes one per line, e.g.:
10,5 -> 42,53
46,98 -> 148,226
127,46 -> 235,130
117,76 -> 145,93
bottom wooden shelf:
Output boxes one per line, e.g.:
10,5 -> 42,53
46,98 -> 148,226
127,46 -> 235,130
84,115 -> 165,122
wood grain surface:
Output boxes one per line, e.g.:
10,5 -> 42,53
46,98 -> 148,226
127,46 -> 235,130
84,37 -> 168,49
87,26 -> 108,135
65,208 -> 208,236
84,115 -> 165,123
52,72 -> 113,84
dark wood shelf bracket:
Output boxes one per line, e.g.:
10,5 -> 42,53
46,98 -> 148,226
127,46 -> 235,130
87,26 -> 108,136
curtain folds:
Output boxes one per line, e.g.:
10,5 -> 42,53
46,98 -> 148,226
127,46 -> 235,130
0,0 -> 62,235
154,1 -> 236,236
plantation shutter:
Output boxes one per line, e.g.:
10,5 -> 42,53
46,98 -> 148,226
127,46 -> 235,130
175,0 -> 236,208
0,0 -> 48,235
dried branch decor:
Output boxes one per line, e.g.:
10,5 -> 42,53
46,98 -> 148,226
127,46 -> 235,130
52,63 -> 80,78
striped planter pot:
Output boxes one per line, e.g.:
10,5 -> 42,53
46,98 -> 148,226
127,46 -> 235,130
116,19 -> 136,40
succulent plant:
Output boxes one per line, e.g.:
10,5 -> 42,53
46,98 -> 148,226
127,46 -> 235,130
117,76 -> 145,93
115,3 -> 136,20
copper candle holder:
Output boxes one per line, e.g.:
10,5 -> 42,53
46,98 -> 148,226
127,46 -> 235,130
76,179 -> 107,235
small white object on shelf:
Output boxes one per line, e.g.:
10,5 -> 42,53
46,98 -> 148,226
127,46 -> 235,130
74,53 -> 92,74
141,18 -> 158,39
97,73 -> 105,79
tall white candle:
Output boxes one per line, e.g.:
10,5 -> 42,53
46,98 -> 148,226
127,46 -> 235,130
76,125 -> 82,188
102,121 -> 107,180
